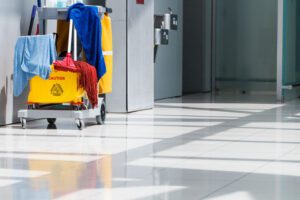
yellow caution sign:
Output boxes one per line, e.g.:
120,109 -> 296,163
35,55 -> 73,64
28,65 -> 84,104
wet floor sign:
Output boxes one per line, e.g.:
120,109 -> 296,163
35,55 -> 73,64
28,65 -> 84,104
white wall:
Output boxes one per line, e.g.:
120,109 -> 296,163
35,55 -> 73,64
0,0 -> 34,125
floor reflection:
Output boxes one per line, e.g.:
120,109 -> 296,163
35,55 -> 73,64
0,154 -> 112,200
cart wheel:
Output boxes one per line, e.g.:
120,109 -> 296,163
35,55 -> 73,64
47,118 -> 56,124
80,104 -> 88,110
73,105 -> 80,111
21,118 -> 26,129
28,104 -> 39,110
96,101 -> 106,125
76,119 -> 85,130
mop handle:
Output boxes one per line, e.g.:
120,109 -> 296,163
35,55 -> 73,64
74,27 -> 77,61
67,0 -> 75,55
67,0 -> 78,61
67,20 -> 73,54
73,0 -> 77,61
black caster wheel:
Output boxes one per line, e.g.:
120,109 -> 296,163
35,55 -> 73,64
47,123 -> 57,130
76,119 -> 85,130
47,118 -> 56,124
28,104 -> 38,110
21,118 -> 27,129
96,101 -> 106,125
73,105 -> 80,111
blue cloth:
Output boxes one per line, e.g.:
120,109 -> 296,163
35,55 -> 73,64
68,3 -> 106,80
13,34 -> 56,97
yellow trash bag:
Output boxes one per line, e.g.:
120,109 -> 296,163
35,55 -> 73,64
27,65 -> 84,104
99,14 -> 113,94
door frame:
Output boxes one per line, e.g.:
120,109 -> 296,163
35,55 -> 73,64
277,0 -> 284,102
211,0 -> 217,93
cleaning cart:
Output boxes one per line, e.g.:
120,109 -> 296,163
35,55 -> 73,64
18,1 -> 112,130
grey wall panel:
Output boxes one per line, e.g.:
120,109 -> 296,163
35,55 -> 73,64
106,0 -> 155,113
106,0 -> 127,22
127,0 -> 154,112
0,0 -> 33,125
105,0 -> 127,112
154,0 -> 183,100
106,21 -> 128,112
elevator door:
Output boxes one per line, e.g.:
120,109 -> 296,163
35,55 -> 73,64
214,0 -> 277,94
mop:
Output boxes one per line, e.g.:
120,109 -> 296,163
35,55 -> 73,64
74,61 -> 98,108
53,1 -> 98,108
53,10 -> 78,72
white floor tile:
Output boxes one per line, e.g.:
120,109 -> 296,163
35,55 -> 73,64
0,94 -> 299,200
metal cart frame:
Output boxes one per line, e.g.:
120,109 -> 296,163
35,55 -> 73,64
18,2 -> 111,130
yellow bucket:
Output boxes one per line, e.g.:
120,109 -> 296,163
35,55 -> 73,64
27,65 -> 84,104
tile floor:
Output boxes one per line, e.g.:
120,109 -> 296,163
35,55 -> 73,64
1,94 -> 300,199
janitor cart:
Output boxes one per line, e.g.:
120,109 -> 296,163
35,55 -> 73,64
18,2 -> 112,130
